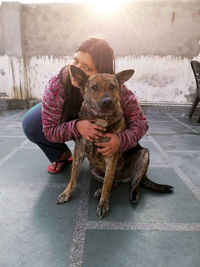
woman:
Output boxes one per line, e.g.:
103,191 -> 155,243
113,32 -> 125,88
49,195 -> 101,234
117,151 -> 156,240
22,37 -> 148,174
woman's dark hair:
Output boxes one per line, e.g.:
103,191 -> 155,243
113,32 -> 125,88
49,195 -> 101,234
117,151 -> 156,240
60,37 -> 115,122
77,37 -> 115,74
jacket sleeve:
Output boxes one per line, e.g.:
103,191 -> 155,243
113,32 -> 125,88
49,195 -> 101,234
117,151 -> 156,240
41,73 -> 80,143
118,85 -> 149,152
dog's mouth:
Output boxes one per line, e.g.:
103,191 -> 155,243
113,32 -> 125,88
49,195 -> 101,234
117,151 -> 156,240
83,97 -> 119,118
99,104 -> 115,115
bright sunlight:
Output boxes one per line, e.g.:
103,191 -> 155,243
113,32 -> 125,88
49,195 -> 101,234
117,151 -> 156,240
86,0 -> 127,15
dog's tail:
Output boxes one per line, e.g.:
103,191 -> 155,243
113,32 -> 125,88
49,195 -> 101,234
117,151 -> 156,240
141,175 -> 174,193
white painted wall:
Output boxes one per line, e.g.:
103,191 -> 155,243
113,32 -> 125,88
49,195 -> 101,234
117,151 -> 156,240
0,56 -> 26,99
117,55 -> 196,104
0,54 -> 198,104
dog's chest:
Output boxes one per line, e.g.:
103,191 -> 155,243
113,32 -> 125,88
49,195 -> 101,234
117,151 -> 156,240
78,137 -> 106,169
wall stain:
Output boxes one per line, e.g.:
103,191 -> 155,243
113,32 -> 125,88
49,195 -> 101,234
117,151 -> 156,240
9,58 -> 17,98
171,11 -> 175,25
0,69 -> 5,75
138,73 -> 174,88
0,92 -> 8,97
192,10 -> 200,17
185,85 -> 196,102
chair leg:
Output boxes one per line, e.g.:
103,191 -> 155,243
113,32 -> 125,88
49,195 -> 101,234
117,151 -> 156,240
189,97 -> 200,118
197,115 -> 200,123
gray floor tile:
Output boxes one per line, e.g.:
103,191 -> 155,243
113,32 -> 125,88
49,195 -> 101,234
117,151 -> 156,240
171,115 -> 200,132
22,140 -> 40,148
151,132 -> 200,151
0,109 -> 23,118
146,114 -> 173,122
0,110 -> 26,123
140,141 -> 167,165
0,148 -> 80,187
0,138 -> 26,160
83,230 -> 200,267
0,122 -> 25,136
149,121 -> 189,133
88,167 -> 200,223
0,184 -> 80,267
167,152 -> 200,186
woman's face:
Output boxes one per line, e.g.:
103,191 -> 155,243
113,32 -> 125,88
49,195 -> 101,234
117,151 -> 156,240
70,51 -> 98,87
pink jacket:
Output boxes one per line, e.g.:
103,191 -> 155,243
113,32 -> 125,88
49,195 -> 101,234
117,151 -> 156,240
42,71 -> 148,152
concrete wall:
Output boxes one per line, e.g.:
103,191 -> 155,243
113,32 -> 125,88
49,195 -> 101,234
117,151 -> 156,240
0,0 -> 200,106
21,1 -> 200,58
0,5 -> 4,54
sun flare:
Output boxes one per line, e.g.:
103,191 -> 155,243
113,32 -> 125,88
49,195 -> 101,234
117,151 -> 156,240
86,0 -> 127,15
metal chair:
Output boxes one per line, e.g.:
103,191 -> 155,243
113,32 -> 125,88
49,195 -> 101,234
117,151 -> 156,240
189,60 -> 200,123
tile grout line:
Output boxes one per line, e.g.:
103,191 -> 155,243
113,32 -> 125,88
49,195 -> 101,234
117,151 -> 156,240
0,110 -> 25,123
147,121 -> 175,123
21,146 -> 40,149
0,140 -> 29,167
0,136 -> 26,138
0,182 -> 80,189
150,164 -> 171,168
148,134 -> 200,200
86,221 -> 200,232
68,163 -> 91,267
167,114 -> 199,133
149,131 -> 177,134
165,150 -> 200,153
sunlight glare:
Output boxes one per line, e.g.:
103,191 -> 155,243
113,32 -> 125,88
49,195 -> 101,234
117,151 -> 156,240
87,0 -> 125,15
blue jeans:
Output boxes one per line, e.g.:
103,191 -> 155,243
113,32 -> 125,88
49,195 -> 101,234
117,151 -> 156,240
22,103 -> 71,162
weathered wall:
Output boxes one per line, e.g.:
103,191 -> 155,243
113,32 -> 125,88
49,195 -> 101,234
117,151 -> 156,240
1,53 -> 198,103
0,5 -> 4,54
21,1 -> 200,58
0,0 -> 200,105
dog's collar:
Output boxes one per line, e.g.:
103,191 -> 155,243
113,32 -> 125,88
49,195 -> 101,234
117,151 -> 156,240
79,103 -> 123,121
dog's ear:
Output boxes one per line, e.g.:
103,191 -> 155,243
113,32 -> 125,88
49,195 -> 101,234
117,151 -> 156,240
115,69 -> 135,87
70,65 -> 89,90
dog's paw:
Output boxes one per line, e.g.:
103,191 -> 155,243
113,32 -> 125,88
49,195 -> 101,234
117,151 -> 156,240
97,200 -> 109,218
163,185 -> 174,193
94,188 -> 102,199
56,192 -> 71,204
130,188 -> 140,204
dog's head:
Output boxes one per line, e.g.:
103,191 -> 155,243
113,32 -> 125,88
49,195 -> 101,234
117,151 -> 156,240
70,65 -> 134,115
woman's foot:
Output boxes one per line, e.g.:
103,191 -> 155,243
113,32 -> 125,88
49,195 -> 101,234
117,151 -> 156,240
48,150 -> 73,174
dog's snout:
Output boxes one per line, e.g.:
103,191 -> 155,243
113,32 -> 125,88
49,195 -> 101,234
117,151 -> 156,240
102,96 -> 112,106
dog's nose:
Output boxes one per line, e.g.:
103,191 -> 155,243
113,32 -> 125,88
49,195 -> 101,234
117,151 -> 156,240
102,96 -> 112,106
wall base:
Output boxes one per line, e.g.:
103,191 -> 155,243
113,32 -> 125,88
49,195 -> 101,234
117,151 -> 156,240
141,103 -> 200,117
0,99 -> 40,111
0,99 -> 199,118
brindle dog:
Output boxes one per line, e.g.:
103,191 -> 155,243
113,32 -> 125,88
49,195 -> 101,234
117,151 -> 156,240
56,65 -> 173,218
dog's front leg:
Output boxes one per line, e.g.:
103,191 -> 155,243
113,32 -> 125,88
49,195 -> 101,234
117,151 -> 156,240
97,154 -> 118,218
56,140 -> 85,204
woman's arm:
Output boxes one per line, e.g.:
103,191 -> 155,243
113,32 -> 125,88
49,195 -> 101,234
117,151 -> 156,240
41,73 -> 80,143
118,85 -> 149,152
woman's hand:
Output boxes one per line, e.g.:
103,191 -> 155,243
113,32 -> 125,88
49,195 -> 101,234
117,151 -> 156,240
76,120 -> 105,142
95,133 -> 120,157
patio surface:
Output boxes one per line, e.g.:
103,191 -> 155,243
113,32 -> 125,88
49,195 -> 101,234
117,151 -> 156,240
0,109 -> 200,267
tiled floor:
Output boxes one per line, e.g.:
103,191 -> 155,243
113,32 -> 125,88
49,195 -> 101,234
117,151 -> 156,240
0,109 -> 200,267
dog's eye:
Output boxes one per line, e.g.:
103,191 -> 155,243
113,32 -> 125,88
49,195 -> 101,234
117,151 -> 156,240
110,84 -> 115,90
92,84 -> 98,90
